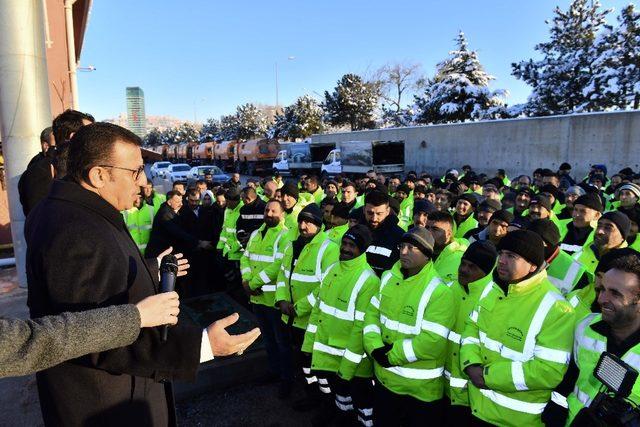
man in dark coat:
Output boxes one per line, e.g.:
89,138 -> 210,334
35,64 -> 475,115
362,190 -> 405,276
26,123 -> 260,427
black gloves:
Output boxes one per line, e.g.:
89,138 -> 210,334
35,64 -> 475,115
371,344 -> 393,368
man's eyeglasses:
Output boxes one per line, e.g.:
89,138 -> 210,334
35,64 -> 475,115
98,165 -> 145,181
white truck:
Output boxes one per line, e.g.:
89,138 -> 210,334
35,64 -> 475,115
320,140 -> 404,177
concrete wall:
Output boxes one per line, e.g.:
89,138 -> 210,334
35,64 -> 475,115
311,110 -> 640,179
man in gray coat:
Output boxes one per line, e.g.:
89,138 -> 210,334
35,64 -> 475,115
1,292 -> 180,378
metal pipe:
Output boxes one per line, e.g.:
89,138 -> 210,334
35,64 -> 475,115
64,0 -> 79,109
0,0 -> 53,287
41,0 -> 53,48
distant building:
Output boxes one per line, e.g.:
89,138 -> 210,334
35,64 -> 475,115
103,112 -> 128,128
145,115 -> 185,132
126,87 -> 146,137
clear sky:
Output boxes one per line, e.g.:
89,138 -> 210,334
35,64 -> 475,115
77,0 -> 632,122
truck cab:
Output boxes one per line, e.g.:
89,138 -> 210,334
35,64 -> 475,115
321,149 -> 341,178
273,149 -> 289,175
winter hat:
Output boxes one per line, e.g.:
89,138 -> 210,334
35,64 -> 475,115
527,218 -> 561,247
516,188 -> 534,198
413,199 -> 437,216
565,186 -> 586,197
601,211 -> 632,239
482,183 -> 499,194
342,224 -> 372,254
619,167 -> 635,178
457,193 -> 479,209
615,183 -> 640,201
478,199 -> 502,213
331,202 -> 351,220
281,182 -> 299,200
401,226 -> 435,257
497,230 -> 546,268
574,193 -> 604,213
298,203 -> 323,227
539,184 -> 560,199
490,209 -> 515,225
509,216 -> 531,230
462,241 -> 498,275
396,184 -> 411,195
530,194 -> 552,213
559,162 -> 572,171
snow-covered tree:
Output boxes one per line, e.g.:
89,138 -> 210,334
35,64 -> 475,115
143,127 -> 163,146
199,118 -> 220,142
235,103 -> 269,139
323,73 -> 379,131
413,31 -> 507,124
583,4 -> 640,110
512,0 -> 610,115
380,104 -> 416,128
161,127 -> 177,145
269,95 -> 324,139
218,114 -> 240,140
173,122 -> 199,144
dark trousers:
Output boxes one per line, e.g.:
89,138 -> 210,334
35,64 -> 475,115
222,258 -> 249,308
290,326 -> 319,397
443,397 -> 475,425
373,381 -> 445,427
252,303 -> 293,381
323,374 -> 374,426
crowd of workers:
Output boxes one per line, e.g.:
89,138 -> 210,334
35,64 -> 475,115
120,156 -> 640,426
17,109 -> 640,426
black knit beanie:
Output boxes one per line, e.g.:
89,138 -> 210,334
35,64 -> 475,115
497,230 -> 545,268
281,182 -> 299,200
574,193 -> 603,213
401,226 -> 435,257
298,203 -> 323,227
462,241 -> 498,275
342,224 -> 372,254
601,211 -> 632,239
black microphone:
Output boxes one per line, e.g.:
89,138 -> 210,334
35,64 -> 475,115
159,254 -> 178,342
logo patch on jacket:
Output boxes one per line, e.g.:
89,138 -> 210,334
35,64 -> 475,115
506,327 -> 524,342
402,305 -> 415,317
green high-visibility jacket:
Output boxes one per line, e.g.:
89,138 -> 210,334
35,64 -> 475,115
573,241 -> 628,275
568,314 -> 640,423
275,232 -> 339,330
301,254 -> 380,380
355,194 -> 365,209
240,222 -> 290,307
310,187 -> 325,205
123,203 -> 154,253
150,193 -> 166,215
552,201 -> 565,215
454,215 -> 478,239
445,274 -> 499,407
363,261 -> 455,403
216,201 -> 244,260
284,201 -> 309,241
566,281 -> 597,322
327,223 -> 349,244
398,197 -> 414,231
547,249 -> 589,295
434,238 -> 469,282
556,218 -> 572,241
460,270 -> 575,427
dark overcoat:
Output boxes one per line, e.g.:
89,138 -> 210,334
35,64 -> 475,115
26,179 -> 202,427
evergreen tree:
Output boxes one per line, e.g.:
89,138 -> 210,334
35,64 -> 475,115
323,73 -> 379,131
235,103 -> 269,139
218,114 -> 240,141
512,0 -> 610,115
270,95 -> 324,139
584,4 -> 640,110
143,127 -> 163,146
199,118 -> 220,142
413,31 -> 507,124
174,122 -> 199,144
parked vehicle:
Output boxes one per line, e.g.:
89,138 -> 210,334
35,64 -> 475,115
187,165 -> 229,186
214,140 -> 239,172
165,163 -> 191,183
150,161 -> 171,178
193,142 -> 215,165
324,140 -> 404,177
286,140 -> 336,176
273,149 -> 290,175
235,139 -> 280,175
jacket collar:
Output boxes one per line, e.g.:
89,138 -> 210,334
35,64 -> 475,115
463,273 -> 494,296
390,259 -> 436,283
340,252 -> 368,271
492,269 -> 548,296
48,179 -> 125,229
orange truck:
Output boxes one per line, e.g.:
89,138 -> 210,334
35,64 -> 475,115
214,140 -> 239,172
193,141 -> 215,164
235,138 -> 280,175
